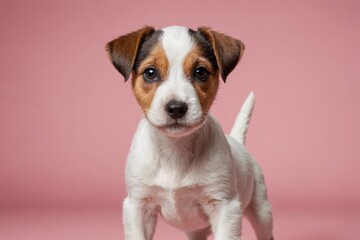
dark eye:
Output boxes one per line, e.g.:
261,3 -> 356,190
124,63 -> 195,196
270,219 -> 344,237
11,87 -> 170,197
143,67 -> 159,82
194,67 -> 209,82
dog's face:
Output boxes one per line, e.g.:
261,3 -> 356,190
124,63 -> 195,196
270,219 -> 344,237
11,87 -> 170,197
106,26 -> 244,137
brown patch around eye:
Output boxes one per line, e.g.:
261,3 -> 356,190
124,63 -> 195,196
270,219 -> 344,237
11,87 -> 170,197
183,48 -> 214,77
193,74 -> 219,113
131,72 -> 159,113
183,47 -> 220,113
131,44 -> 169,113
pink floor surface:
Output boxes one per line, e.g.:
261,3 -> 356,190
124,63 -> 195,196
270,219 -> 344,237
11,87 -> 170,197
1,206 -> 359,240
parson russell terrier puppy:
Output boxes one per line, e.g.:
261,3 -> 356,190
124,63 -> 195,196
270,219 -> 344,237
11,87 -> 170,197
105,26 -> 274,240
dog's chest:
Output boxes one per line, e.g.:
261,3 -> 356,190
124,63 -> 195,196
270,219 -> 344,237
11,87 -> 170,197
128,120 -> 220,230
145,184 -> 210,231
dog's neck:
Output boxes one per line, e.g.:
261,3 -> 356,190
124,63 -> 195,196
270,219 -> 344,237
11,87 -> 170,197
145,116 -> 214,173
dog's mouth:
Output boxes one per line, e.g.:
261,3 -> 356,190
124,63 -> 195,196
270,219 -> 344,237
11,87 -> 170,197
165,123 -> 188,130
156,117 -> 206,137
160,122 -> 194,132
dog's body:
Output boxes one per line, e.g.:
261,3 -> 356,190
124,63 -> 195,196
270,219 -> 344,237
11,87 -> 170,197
106,26 -> 274,240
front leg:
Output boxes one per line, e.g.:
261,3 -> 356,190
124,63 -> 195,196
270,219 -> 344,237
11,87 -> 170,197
206,197 -> 243,240
123,196 -> 158,240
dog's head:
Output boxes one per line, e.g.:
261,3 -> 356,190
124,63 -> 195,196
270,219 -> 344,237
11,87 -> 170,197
106,26 -> 244,137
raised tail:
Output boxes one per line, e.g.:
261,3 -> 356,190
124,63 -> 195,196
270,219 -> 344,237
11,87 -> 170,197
229,92 -> 255,145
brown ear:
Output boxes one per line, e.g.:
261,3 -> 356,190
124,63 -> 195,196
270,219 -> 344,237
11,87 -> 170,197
198,27 -> 245,82
105,26 -> 155,81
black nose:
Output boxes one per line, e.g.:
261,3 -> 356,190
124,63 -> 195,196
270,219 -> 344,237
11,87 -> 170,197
166,100 -> 188,119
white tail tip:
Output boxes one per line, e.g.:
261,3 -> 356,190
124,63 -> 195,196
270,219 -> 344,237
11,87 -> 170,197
229,92 -> 255,145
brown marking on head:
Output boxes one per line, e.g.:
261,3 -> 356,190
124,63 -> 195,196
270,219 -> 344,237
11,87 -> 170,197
105,26 -> 244,119
131,44 -> 169,113
197,27 -> 245,82
183,45 -> 220,114
105,26 -> 155,81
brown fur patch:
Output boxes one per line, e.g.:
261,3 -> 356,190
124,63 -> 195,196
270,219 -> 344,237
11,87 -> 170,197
183,46 -> 220,113
197,27 -> 244,82
105,26 -> 155,81
131,44 -> 169,113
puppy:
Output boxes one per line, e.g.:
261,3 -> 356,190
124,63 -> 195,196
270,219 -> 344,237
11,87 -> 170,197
106,26 -> 274,240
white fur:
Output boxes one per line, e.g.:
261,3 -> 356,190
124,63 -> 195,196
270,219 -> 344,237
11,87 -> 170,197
123,26 -> 273,240
230,91 -> 255,145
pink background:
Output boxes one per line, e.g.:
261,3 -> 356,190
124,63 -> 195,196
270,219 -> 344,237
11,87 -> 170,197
1,0 -> 359,239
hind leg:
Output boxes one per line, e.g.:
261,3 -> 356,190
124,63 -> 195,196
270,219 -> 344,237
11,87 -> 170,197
245,167 -> 274,240
246,201 -> 274,240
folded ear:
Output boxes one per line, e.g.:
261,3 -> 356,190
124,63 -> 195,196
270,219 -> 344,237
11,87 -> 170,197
197,27 -> 245,82
105,26 -> 155,81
